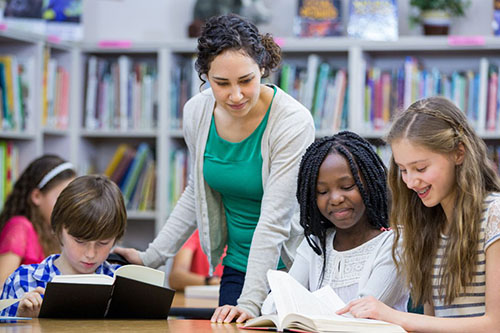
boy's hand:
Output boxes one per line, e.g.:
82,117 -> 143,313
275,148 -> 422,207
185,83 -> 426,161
17,287 -> 45,318
113,247 -> 143,265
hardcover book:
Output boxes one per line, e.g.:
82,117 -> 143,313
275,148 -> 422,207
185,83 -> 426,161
38,264 -> 175,319
242,270 -> 404,332
294,0 -> 342,37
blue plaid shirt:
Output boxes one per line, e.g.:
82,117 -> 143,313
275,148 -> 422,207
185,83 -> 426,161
0,254 -> 119,317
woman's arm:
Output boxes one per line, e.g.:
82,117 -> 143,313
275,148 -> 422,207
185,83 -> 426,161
337,241 -> 500,333
0,252 -> 22,288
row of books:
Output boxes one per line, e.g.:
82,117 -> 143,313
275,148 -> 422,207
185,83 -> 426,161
42,48 -> 70,130
363,56 -> 481,132
169,148 -> 189,210
170,56 -> 203,129
104,143 -> 156,211
84,56 -> 158,131
278,55 -> 349,131
0,55 -> 34,132
0,141 -> 19,212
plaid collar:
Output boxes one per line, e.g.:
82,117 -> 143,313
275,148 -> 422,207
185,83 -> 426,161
31,254 -> 118,281
32,254 -> 61,282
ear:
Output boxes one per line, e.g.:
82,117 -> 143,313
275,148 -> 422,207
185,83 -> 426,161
454,142 -> 465,165
30,188 -> 43,207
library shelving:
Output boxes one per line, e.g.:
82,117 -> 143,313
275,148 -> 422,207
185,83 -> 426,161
5,27 -> 500,247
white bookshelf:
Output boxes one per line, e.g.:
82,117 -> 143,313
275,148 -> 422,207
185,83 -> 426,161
4,27 -> 500,248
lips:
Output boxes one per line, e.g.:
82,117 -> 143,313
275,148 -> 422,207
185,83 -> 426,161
228,102 -> 247,110
331,208 -> 351,219
416,185 -> 431,199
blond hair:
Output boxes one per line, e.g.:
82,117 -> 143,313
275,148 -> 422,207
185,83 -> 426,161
386,96 -> 500,305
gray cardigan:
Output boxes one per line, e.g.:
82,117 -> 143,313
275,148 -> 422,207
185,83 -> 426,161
140,85 -> 315,316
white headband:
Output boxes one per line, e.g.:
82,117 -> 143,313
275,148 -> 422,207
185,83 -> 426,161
37,162 -> 74,189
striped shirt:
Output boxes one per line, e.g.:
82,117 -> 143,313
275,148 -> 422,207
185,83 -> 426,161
0,254 -> 119,317
432,193 -> 500,318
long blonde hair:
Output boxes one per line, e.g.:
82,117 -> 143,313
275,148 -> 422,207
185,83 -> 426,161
386,96 -> 500,305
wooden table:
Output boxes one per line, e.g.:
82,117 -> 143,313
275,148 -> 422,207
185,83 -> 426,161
0,318 -> 243,332
1,292 -> 229,332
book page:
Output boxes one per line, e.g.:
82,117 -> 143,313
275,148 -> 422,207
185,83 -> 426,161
0,299 -> 19,312
51,274 -> 114,285
114,264 -> 164,286
243,314 -> 279,330
312,285 -> 345,311
267,270 -> 336,328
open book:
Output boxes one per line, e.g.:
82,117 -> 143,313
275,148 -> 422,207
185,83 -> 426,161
39,264 -> 175,318
242,270 -> 405,333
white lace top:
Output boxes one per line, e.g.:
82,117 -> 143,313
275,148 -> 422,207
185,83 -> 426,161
319,230 -> 385,302
261,229 -> 409,314
432,193 -> 500,318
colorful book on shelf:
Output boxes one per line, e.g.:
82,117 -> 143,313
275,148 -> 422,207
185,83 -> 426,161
110,146 -> 136,185
242,270 -> 404,332
121,142 -> 151,204
347,0 -> 398,41
38,264 -> 174,319
104,144 -> 129,177
294,0 -> 342,37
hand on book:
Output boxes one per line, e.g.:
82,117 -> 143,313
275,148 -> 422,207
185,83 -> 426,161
17,287 -> 45,318
113,247 -> 143,265
211,304 -> 253,323
336,295 -> 396,323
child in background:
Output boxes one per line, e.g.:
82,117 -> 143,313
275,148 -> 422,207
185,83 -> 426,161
0,155 -> 76,287
169,230 -> 224,290
338,97 -> 500,332
262,131 -> 408,313
0,175 -> 127,318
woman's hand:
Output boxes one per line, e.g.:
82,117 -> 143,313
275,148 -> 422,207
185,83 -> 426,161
336,296 -> 395,321
17,287 -> 45,318
113,247 -> 143,265
210,304 -> 253,323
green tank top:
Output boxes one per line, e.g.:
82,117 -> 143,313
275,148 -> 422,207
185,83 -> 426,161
203,87 -> 284,272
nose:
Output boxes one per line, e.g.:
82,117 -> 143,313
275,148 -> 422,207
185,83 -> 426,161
404,171 -> 419,190
84,244 -> 97,259
330,191 -> 344,205
229,85 -> 243,103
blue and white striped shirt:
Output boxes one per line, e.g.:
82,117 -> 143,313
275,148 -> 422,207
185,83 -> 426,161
0,254 -> 119,317
432,193 -> 500,318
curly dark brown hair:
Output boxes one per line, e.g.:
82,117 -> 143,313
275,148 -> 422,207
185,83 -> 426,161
195,13 -> 281,87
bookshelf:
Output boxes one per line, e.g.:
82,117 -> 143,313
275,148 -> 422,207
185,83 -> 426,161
4,27 -> 500,248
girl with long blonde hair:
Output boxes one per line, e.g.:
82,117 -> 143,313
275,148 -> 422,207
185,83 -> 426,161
338,96 -> 500,332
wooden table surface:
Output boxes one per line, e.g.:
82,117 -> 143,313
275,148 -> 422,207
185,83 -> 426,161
0,318 -> 243,332
1,292 -> 230,332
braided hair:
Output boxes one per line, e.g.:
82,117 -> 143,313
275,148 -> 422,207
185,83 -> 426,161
0,155 -> 76,256
296,131 -> 389,278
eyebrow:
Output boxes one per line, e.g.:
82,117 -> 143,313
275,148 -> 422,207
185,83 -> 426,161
212,73 -> 254,81
396,159 -> 429,167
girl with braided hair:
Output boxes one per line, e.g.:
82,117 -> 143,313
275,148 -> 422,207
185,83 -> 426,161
0,155 -> 75,288
338,96 -> 500,332
262,131 -> 409,314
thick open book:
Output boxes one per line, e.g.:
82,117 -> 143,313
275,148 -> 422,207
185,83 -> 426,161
39,264 -> 175,318
242,270 -> 405,333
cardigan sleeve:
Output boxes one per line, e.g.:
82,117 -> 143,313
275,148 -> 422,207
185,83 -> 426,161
236,98 -> 315,317
139,96 -> 201,268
